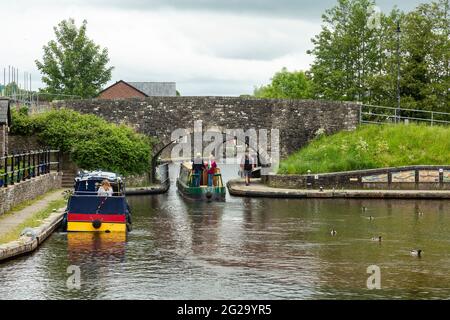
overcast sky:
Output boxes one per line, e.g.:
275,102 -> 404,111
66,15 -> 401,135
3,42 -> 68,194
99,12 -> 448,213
1,0 -> 426,96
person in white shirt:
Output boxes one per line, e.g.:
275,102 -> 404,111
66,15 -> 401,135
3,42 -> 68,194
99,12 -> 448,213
97,179 -> 114,197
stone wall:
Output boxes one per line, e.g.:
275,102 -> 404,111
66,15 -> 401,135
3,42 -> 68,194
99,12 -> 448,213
0,125 -> 7,156
54,97 -> 360,158
263,166 -> 450,190
0,172 -> 63,216
7,135 -> 44,153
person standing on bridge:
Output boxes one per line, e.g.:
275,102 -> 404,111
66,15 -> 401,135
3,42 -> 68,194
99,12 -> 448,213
192,153 -> 206,187
241,152 -> 255,186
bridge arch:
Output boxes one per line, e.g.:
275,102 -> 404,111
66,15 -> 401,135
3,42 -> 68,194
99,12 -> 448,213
151,130 -> 269,183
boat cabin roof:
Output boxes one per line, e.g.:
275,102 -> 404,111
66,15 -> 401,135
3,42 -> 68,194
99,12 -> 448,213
75,170 -> 123,183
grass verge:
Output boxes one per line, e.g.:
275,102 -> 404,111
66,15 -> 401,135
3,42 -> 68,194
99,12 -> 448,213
0,191 -> 66,245
278,124 -> 450,175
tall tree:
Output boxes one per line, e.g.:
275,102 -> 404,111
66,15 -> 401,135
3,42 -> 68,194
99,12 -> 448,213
308,0 -> 381,103
400,0 -> 449,112
36,18 -> 113,99
308,0 -> 449,112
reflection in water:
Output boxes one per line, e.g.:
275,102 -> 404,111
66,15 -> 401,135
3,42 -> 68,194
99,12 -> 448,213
0,163 -> 449,299
67,232 -> 127,264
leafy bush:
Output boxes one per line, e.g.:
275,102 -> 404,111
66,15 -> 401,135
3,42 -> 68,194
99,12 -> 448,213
11,108 -> 153,176
10,106 -> 37,135
279,124 -> 450,174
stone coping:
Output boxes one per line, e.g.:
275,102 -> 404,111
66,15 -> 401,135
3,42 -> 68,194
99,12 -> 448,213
0,208 -> 65,263
273,165 -> 450,178
227,179 -> 450,200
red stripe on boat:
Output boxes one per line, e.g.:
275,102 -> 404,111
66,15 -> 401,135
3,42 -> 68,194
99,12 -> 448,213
68,213 -> 126,223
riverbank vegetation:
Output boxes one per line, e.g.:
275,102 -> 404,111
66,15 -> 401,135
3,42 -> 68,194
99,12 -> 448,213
254,0 -> 449,114
278,124 -> 450,174
11,107 -> 153,176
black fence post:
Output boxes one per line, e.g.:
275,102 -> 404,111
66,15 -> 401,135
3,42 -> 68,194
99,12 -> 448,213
10,153 -> 15,185
44,149 -> 47,174
32,151 -> 36,177
16,152 -> 21,183
27,151 -> 31,180
18,152 -> 21,182
43,149 -> 46,174
37,150 -> 41,177
47,149 -> 50,173
22,152 -> 26,181
42,149 -> 46,174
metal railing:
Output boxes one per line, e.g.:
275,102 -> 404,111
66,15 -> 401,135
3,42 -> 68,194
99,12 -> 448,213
0,149 -> 61,188
4,93 -> 82,115
360,104 -> 450,126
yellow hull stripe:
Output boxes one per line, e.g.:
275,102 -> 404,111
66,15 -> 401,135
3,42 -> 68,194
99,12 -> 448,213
67,221 -> 126,232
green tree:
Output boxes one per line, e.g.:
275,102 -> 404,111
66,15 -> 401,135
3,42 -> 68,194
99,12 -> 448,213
308,0 -> 382,103
308,0 -> 449,112
35,18 -> 113,99
400,0 -> 449,112
254,67 -> 312,99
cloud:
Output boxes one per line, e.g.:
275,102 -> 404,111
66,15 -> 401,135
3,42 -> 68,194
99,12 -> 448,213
66,0 -> 425,20
0,0 -> 425,96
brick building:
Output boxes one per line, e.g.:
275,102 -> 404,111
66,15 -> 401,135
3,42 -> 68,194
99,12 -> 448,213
98,80 -> 177,99
0,98 -> 11,156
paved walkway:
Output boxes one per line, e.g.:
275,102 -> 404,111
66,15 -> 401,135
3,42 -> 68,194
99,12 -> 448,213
227,179 -> 450,199
0,190 -> 64,237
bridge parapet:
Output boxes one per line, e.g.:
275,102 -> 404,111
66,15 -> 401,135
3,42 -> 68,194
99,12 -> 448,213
54,97 -> 360,159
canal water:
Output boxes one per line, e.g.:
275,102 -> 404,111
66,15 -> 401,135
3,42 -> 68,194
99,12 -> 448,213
0,163 -> 449,300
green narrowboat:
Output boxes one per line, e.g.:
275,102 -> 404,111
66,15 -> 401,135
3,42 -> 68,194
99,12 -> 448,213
176,162 -> 226,201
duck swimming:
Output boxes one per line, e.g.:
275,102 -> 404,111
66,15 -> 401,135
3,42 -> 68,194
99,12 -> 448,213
372,236 -> 382,242
331,229 -> 337,236
410,249 -> 422,257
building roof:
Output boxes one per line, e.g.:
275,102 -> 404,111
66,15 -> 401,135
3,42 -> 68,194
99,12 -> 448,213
0,98 -> 11,125
98,80 -> 177,98
128,82 -> 176,97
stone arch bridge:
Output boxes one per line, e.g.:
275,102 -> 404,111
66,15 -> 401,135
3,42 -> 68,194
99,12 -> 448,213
56,97 -> 359,166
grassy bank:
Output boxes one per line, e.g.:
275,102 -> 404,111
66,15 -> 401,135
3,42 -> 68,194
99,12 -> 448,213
279,124 -> 450,175
0,190 -> 66,244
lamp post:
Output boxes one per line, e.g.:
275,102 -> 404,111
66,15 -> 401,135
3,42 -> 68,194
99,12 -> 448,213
396,20 -> 401,123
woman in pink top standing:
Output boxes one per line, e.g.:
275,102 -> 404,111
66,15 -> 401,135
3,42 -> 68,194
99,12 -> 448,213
207,154 -> 217,187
